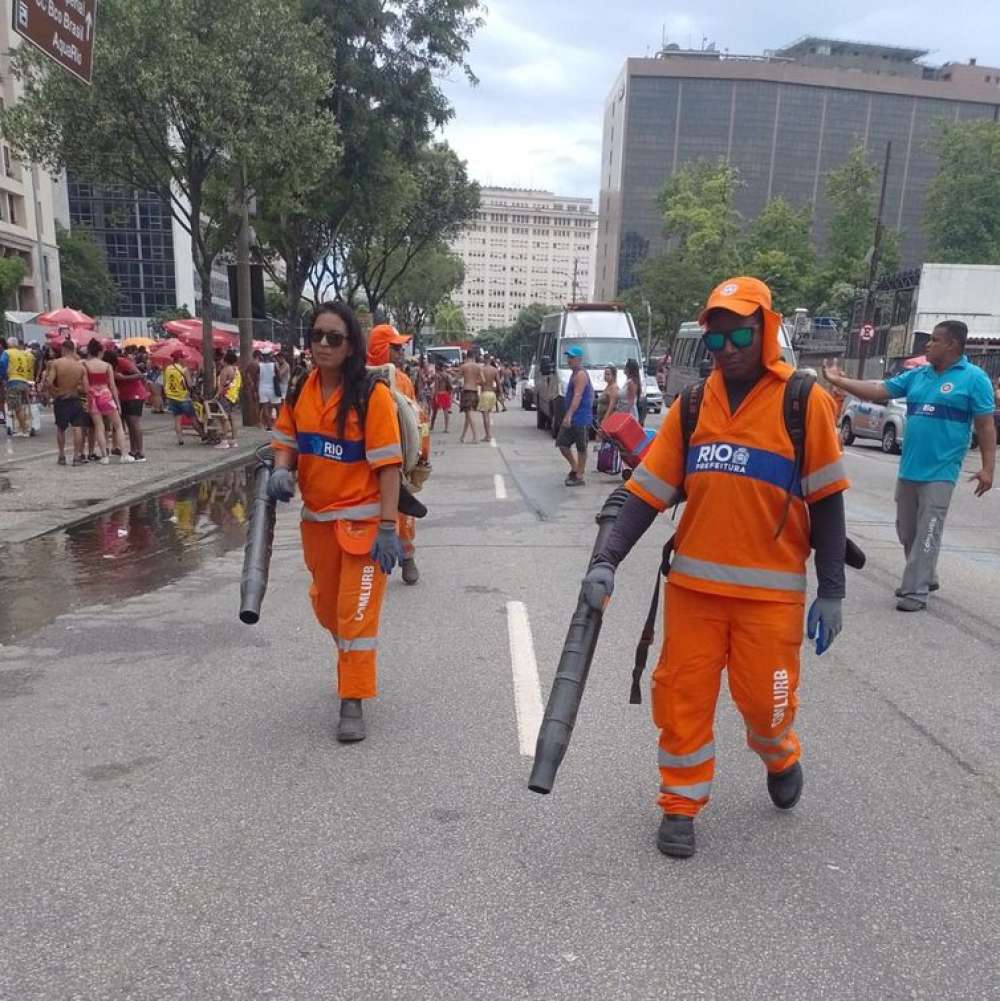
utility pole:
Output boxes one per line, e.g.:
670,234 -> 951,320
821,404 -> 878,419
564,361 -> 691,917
856,141 -> 892,381
236,167 -> 256,426
571,257 -> 579,304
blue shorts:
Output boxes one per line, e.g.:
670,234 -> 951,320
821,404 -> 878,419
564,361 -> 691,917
168,399 -> 196,418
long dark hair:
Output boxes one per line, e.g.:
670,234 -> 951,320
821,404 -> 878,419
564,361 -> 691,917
624,358 -> 641,385
309,301 -> 367,438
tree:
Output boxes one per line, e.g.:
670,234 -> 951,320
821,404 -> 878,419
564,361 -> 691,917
55,224 -> 117,316
1,0 -> 338,388
0,257 -> 26,309
925,120 -> 1000,264
472,303 -> 560,365
256,0 -> 485,328
330,145 -> 478,314
739,197 -> 816,314
384,242 -> 465,337
821,143 -> 901,296
432,301 -> 466,343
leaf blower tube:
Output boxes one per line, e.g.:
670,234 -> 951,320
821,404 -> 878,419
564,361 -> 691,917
528,486 -> 630,795
239,447 -> 277,625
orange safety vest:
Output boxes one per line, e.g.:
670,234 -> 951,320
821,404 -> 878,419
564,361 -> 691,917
272,370 -> 402,523
626,371 -> 848,604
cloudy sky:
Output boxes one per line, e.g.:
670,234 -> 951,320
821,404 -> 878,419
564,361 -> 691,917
440,0 -> 1000,204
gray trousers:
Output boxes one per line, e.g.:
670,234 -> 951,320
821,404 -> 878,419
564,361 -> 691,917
894,479 -> 955,601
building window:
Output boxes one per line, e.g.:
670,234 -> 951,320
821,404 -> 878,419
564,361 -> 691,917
7,194 -> 16,226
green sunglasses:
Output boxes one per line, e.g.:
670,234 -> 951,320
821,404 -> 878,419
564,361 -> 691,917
702,326 -> 755,352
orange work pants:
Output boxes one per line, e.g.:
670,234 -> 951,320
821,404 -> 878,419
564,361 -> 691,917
301,521 -> 389,700
652,582 -> 804,817
398,514 -> 415,559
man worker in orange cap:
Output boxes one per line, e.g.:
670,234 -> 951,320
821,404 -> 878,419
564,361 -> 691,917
367,323 -> 420,585
581,277 -> 850,858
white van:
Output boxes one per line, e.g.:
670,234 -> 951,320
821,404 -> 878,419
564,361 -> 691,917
663,320 -> 798,404
534,303 -> 643,436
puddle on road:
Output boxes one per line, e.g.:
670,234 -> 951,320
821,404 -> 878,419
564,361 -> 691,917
0,464 -> 256,645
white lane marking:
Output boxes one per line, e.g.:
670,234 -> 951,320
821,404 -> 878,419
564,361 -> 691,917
489,437 -> 498,449
506,601 -> 544,757
494,473 -> 508,499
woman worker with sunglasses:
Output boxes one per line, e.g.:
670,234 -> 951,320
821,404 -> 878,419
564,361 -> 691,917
581,277 -> 849,858
268,302 -> 405,743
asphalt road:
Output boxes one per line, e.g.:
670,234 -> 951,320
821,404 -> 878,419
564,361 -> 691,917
2,401 -> 998,1001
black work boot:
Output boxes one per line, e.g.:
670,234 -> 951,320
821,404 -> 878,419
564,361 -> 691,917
767,762 -> 803,810
401,557 -> 419,586
656,814 -> 696,858
337,699 -> 366,743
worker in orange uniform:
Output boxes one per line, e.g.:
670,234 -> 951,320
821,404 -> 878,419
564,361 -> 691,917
269,302 -> 405,743
367,323 -> 421,585
582,277 -> 849,858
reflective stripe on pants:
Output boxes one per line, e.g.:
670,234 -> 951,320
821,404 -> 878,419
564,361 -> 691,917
398,513 -> 415,559
302,521 -> 389,699
652,582 -> 803,818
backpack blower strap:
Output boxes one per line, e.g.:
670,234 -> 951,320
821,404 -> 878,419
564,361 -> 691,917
629,536 -> 675,705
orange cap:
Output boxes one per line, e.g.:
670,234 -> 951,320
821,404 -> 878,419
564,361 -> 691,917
699,276 -> 791,380
698,276 -> 773,325
367,324 -> 411,366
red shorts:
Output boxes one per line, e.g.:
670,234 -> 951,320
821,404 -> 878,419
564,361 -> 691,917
434,392 -> 452,411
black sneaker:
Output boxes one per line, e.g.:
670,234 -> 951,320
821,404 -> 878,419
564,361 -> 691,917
401,558 -> 419,586
767,762 -> 804,810
133,453 -> 147,463
564,472 -> 578,486
896,597 -> 926,612
656,814 -> 696,858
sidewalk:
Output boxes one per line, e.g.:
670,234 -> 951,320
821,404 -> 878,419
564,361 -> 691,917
0,410 -> 270,543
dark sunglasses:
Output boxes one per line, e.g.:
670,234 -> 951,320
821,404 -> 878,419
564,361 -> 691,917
702,326 -> 755,352
309,329 -> 348,348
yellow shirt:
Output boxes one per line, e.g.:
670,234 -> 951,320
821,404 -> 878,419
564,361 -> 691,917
6,347 -> 34,383
224,368 -> 242,403
164,364 -> 189,401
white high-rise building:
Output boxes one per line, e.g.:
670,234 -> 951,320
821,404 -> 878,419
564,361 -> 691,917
0,10 -> 62,314
449,187 -> 598,334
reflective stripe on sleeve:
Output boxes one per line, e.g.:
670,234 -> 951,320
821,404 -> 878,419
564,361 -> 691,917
301,503 -> 382,523
658,742 -> 715,769
366,443 -> 403,464
754,749 -> 792,764
631,465 -> 681,507
271,429 -> 299,450
671,554 -> 807,593
659,781 -> 712,801
801,458 -> 847,497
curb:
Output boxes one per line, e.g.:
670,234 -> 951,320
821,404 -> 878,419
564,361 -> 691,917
5,445 -> 264,545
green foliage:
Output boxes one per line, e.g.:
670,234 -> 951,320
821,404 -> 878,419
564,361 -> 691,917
384,243 -> 465,337
739,197 -> 816,314
148,305 -> 192,337
473,303 -> 561,365
925,120 -> 1000,264
257,0 -> 485,324
1,0 -> 338,385
0,257 -> 26,308
56,224 -> 118,316
432,301 -> 467,343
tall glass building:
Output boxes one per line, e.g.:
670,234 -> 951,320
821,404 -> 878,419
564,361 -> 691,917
596,40 -> 1000,300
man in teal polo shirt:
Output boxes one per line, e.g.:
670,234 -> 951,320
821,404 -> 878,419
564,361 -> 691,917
824,320 -> 996,611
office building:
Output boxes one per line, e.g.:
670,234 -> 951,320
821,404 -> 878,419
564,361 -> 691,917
0,13 -> 62,313
449,187 -> 598,334
596,39 -> 1000,300
61,174 -> 232,326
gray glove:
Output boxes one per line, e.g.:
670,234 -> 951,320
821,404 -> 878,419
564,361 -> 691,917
807,598 -> 843,656
581,561 -> 616,612
370,524 -> 406,575
267,467 -> 295,503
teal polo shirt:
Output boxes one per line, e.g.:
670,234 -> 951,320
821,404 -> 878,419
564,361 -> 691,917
882,356 -> 995,483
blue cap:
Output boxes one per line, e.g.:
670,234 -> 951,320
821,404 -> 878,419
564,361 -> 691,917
564,346 -> 583,359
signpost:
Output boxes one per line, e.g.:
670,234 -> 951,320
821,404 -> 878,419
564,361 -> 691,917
12,0 -> 97,85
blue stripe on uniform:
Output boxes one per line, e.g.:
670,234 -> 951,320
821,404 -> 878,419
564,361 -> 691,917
296,433 -> 366,463
686,441 -> 801,496
906,401 -> 971,424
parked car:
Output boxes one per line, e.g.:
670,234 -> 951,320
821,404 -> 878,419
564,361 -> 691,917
840,396 -> 907,454
644,374 -> 663,415
521,364 -> 536,411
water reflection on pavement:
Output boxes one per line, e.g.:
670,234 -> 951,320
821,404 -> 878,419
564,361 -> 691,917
0,464 -> 255,644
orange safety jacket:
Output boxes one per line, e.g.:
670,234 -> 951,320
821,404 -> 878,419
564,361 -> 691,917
627,344 -> 848,605
271,370 -> 402,523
